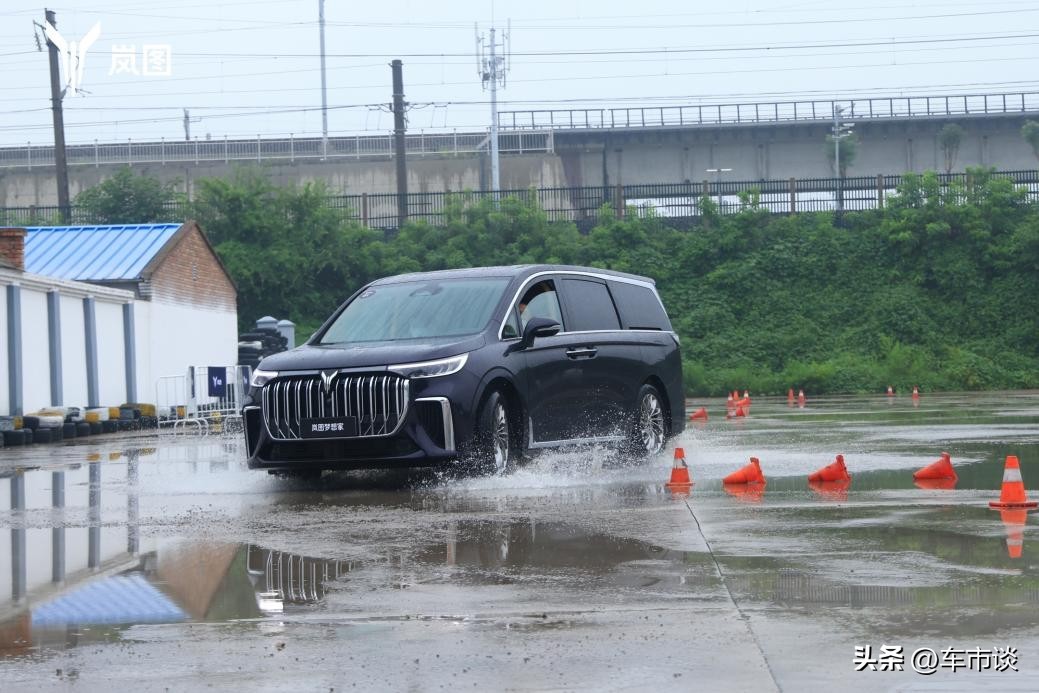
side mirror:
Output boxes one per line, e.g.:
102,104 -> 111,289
520,317 -> 560,348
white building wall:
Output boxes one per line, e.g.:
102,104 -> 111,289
133,301 -> 153,406
148,300 -> 238,382
0,289 -> 7,416
1,269 -> 236,415
95,301 -> 127,406
59,294 -> 87,410
20,289 -> 50,412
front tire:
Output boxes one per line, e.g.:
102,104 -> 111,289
470,390 -> 514,476
628,384 -> 667,459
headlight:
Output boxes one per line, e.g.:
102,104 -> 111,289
250,368 -> 279,388
389,353 -> 468,379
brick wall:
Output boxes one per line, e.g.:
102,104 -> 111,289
148,226 -> 236,311
0,227 -> 26,271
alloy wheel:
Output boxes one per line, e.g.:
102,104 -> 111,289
492,400 -> 510,474
639,392 -> 665,455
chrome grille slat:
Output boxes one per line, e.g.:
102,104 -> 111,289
261,373 -> 410,441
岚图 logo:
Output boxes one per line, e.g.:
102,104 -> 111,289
43,20 -> 101,97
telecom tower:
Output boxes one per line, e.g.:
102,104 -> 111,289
476,22 -> 510,195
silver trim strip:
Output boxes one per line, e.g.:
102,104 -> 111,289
415,396 -> 455,452
526,416 -> 626,449
528,435 -> 627,450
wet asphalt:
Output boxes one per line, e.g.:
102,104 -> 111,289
1,392 -> 1038,691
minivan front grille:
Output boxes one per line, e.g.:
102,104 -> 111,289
262,373 -> 409,441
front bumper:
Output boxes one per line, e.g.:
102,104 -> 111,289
244,396 -> 458,471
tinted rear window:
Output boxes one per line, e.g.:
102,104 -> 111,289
607,281 -> 672,330
562,278 -> 621,331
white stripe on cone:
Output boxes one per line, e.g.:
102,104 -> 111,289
1003,468 -> 1024,483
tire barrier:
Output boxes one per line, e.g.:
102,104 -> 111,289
238,327 -> 289,369
0,402 -> 168,448
3,429 -> 26,446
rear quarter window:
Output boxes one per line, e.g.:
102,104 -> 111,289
607,281 -> 673,331
561,278 -> 621,331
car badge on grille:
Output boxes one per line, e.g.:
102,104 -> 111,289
320,369 -> 337,395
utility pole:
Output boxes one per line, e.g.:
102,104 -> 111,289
832,104 -> 854,216
318,0 -> 328,159
477,22 -> 509,196
705,167 -> 732,211
44,9 -> 70,223
183,108 -> 190,141
391,59 -> 407,228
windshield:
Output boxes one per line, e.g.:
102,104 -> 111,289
318,277 -> 511,344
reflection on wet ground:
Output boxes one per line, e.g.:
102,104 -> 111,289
0,392 -> 1037,690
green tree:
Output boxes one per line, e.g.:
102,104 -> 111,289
191,167 -> 383,330
1022,120 -> 1039,162
75,167 -> 183,223
937,123 -> 966,173
180,167 -> 1039,395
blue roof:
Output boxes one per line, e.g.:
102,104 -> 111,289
31,573 -> 187,627
25,223 -> 182,282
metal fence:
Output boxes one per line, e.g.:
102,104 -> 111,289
4,170 -> 1038,229
0,130 -> 554,169
500,91 -> 1039,130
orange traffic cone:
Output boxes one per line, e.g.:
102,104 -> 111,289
735,405 -> 746,418
809,454 -> 851,483
911,386 -> 920,400
989,455 -> 1038,509
665,447 -> 692,491
726,392 -> 735,410
1000,509 -> 1028,558
689,407 -> 708,421
914,452 -> 958,481
797,389 -> 806,407
809,478 -> 851,501
787,388 -> 794,405
742,390 -> 751,404
886,385 -> 894,397
723,456 -> 765,484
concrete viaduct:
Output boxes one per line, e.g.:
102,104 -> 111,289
2,91 -> 1038,208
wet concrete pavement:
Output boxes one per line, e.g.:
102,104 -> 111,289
1,392 -> 1039,691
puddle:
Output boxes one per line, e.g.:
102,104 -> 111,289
1,391 -> 1039,662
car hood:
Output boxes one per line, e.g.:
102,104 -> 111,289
257,334 -> 486,372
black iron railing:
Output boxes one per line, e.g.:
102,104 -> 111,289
3,170 -> 1037,229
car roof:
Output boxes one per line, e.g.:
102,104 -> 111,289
369,264 -> 656,286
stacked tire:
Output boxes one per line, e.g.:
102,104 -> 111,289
238,327 -> 289,369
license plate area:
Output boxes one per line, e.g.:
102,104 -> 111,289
300,417 -> 358,438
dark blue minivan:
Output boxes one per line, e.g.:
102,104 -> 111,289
243,265 -> 683,476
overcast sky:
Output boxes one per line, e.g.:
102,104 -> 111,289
0,0 -> 1037,146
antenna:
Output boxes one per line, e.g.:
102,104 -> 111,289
476,21 -> 510,196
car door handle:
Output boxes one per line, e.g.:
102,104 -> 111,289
566,347 -> 598,359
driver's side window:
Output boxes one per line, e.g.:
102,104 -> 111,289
518,280 -> 562,328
